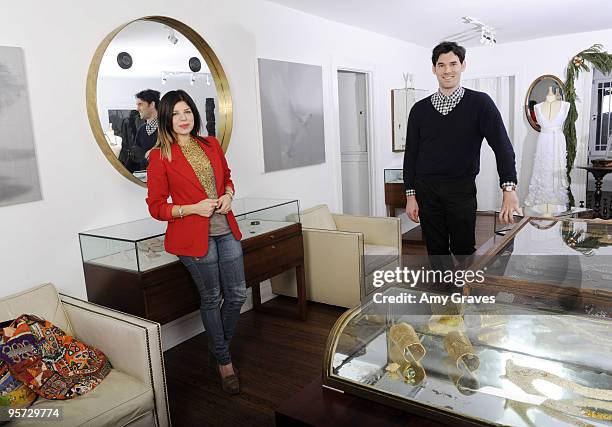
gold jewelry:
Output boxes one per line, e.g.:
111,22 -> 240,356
428,314 -> 465,335
177,205 -> 184,219
387,323 -> 426,386
388,323 -> 426,362
544,398 -> 612,422
503,360 -> 612,401
505,399 -> 592,427
443,331 -> 479,372
443,357 -> 479,395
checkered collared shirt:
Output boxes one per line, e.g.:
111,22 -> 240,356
431,86 -> 465,115
145,117 -> 158,136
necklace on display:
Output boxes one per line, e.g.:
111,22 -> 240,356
503,360 -> 612,401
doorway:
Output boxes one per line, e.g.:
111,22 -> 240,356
337,70 -> 371,215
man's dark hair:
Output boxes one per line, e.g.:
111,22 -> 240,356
432,41 -> 466,65
135,89 -> 161,108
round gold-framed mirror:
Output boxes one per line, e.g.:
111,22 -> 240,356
86,16 -> 233,187
524,74 -> 564,132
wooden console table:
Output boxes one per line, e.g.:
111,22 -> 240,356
579,165 -> 612,218
82,222 -> 307,323
384,181 -> 406,217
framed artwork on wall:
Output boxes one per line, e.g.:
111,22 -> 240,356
0,46 -> 42,207
257,58 -> 326,172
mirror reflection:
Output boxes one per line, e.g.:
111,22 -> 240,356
525,75 -> 565,132
391,88 -> 429,152
96,20 -> 219,182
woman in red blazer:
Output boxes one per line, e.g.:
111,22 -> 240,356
146,90 -> 245,395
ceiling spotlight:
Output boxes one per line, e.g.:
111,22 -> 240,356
442,16 -> 497,46
167,28 -> 178,45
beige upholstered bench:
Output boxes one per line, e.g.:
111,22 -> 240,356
0,283 -> 171,426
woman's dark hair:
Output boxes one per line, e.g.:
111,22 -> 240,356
134,89 -> 161,107
156,90 -> 204,159
432,41 -> 466,65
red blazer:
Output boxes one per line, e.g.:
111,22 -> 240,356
146,136 -> 242,257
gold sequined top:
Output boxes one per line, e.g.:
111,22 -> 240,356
179,137 -> 230,236
179,137 -> 218,198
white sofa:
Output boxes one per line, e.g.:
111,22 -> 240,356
271,205 -> 401,308
0,283 -> 171,427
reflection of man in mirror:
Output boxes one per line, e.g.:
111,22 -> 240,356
403,41 -> 521,268
130,89 -> 160,171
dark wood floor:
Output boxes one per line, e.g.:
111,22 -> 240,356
164,214 -> 496,427
164,298 -> 345,427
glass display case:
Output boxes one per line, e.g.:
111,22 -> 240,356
324,286 -> 612,426
469,217 -> 612,316
79,198 -> 300,273
233,198 -> 300,239
384,168 -> 403,184
79,219 -> 172,273
78,198 -> 303,323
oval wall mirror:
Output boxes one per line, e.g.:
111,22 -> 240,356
524,74 -> 565,132
86,16 -> 233,187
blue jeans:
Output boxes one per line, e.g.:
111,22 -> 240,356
179,233 -> 247,365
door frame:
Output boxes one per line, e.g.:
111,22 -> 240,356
335,68 -> 375,215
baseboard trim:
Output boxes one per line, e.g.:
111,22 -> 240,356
161,280 -> 277,351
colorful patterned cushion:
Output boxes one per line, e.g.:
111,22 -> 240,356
0,319 -> 37,409
0,314 -> 111,400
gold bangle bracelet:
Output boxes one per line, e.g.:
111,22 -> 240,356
443,331 -> 480,372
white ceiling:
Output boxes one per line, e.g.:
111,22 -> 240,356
267,0 -> 612,47
99,20 -> 209,77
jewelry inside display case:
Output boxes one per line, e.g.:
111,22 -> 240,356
323,286 -> 612,426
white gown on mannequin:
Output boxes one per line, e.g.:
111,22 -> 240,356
524,101 -> 570,208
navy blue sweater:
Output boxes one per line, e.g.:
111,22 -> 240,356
402,88 -> 517,191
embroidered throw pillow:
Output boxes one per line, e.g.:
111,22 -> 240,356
0,319 -> 37,410
0,314 -> 111,400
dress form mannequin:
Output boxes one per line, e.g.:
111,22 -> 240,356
524,87 -> 570,216
104,123 -> 122,158
540,86 -> 561,121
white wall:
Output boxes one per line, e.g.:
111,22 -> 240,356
467,28 -> 612,204
0,0 -> 429,298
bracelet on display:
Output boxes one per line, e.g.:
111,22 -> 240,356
387,323 -> 426,386
443,356 -> 479,396
388,323 -> 426,361
443,330 -> 480,372
428,315 -> 465,335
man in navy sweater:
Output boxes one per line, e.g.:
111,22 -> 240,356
403,41 -> 521,258
130,89 -> 160,172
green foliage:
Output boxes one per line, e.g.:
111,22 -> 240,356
563,44 -> 612,205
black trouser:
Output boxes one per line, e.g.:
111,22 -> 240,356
415,178 -> 477,258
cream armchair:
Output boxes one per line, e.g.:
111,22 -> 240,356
271,205 -> 401,308
0,283 -> 170,427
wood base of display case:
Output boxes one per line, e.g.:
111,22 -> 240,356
83,223 -> 307,323
275,378 -> 444,427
